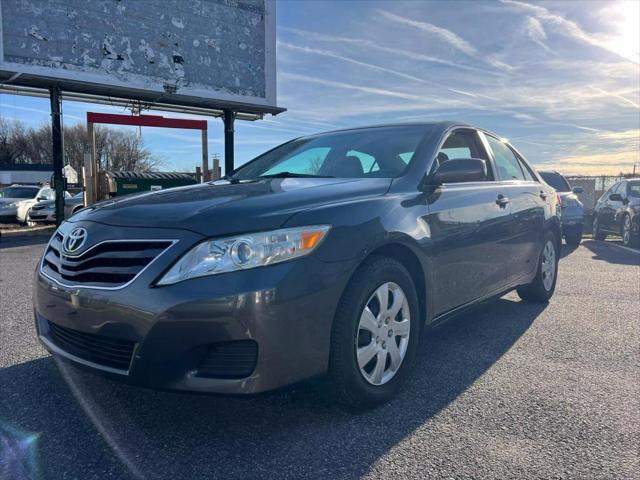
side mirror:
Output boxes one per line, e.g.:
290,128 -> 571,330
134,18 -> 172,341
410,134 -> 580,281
572,186 -> 583,194
36,196 -> 46,201
609,193 -> 623,202
431,158 -> 487,185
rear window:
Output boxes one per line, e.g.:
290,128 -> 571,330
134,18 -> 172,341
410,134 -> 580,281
0,187 -> 39,199
539,172 -> 571,192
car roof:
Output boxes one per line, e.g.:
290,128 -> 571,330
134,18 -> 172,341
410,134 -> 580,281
300,121 -> 475,137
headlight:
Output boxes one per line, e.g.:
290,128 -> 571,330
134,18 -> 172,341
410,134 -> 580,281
5,202 -> 18,208
157,225 -> 330,285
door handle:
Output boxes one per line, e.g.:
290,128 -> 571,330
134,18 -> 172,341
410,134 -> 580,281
539,190 -> 547,200
496,194 -> 509,207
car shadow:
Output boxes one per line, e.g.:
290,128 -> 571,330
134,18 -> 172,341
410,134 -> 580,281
560,242 -> 580,258
0,298 -> 545,480
581,239 -> 640,266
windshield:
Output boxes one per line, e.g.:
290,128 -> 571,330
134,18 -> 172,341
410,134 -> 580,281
539,172 -> 571,192
0,186 -> 39,199
231,126 -> 432,180
628,181 -> 640,197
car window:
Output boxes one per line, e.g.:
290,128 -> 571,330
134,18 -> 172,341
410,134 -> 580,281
599,183 -> 617,203
485,135 -> 525,181
628,181 -> 640,198
539,172 -> 571,191
610,183 -> 625,200
347,149 -> 380,173
435,129 -> 492,180
262,147 -> 330,176
38,188 -> 55,201
234,125 -> 433,180
517,157 -> 536,182
0,186 -> 39,198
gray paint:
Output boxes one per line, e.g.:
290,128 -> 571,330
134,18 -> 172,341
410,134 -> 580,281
0,0 -> 277,109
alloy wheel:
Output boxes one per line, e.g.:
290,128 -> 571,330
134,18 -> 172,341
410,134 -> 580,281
541,240 -> 556,291
355,282 -> 411,386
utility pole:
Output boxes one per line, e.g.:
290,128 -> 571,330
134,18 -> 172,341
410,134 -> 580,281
49,86 -> 65,227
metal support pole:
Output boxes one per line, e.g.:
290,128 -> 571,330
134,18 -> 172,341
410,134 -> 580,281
201,128 -> 209,182
49,86 -> 65,226
86,121 -> 97,205
223,109 -> 235,175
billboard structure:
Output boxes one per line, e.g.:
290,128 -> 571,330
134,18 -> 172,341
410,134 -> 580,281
0,0 -> 284,224
0,0 -> 281,115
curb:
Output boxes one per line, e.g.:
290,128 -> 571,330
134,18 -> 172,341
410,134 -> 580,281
0,226 -> 55,238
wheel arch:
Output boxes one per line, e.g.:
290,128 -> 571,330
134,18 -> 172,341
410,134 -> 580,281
355,242 -> 429,327
546,219 -> 562,249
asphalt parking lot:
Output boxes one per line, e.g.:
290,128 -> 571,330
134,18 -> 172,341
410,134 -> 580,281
1,237 -> 638,480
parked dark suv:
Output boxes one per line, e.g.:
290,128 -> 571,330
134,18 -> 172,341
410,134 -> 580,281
34,122 -> 561,409
593,179 -> 640,247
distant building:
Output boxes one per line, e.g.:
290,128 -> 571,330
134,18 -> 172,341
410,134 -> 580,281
0,164 -> 52,186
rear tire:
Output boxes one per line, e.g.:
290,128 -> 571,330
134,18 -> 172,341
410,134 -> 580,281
517,230 -> 559,303
564,225 -> 583,246
593,216 -> 606,241
326,256 -> 420,410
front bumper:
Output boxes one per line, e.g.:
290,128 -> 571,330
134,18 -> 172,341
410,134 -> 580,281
29,210 -> 55,222
0,207 -> 17,222
34,227 -> 355,394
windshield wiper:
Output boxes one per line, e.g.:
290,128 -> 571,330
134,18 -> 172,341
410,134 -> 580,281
259,172 -> 334,179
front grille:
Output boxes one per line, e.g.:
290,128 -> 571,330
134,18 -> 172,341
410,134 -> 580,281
41,231 -> 172,288
47,321 -> 136,371
196,340 -> 258,379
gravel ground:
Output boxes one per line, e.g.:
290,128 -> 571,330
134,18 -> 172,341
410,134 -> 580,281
0,237 -> 638,480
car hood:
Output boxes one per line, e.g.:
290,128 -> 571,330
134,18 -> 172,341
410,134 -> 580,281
70,177 -> 392,236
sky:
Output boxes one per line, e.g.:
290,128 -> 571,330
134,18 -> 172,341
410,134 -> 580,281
0,0 -> 638,176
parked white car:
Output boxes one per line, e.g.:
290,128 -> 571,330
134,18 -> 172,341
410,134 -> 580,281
16,186 -> 69,224
0,185 -> 41,222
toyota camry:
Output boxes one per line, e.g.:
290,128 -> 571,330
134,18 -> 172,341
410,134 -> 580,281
34,122 -> 561,409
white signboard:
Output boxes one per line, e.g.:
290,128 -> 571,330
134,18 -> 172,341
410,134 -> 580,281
0,0 -> 279,114
63,164 -> 78,184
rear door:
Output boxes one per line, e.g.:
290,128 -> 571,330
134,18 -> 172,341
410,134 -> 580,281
482,133 -> 546,285
425,128 -> 511,315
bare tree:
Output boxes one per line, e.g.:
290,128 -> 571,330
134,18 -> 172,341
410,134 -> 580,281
0,119 -> 29,167
0,119 -> 161,173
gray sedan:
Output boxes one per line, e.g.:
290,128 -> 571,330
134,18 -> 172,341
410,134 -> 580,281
0,185 -> 41,222
539,171 -> 584,245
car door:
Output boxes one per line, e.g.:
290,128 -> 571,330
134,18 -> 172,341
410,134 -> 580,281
600,182 -> 622,232
424,128 -> 511,316
481,133 -> 546,285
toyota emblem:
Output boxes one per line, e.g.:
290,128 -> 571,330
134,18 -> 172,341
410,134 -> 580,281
63,227 -> 88,254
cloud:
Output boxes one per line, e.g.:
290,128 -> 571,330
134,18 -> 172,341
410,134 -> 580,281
538,149 -> 639,175
277,41 -> 432,85
377,10 -> 476,56
588,86 -> 639,109
279,27 -> 499,75
376,10 -> 514,71
524,16 -> 553,53
500,0 -> 639,64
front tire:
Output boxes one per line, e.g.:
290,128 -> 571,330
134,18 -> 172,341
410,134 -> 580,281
326,256 -> 420,410
517,230 -> 559,303
593,216 -> 606,240
622,215 -> 639,247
